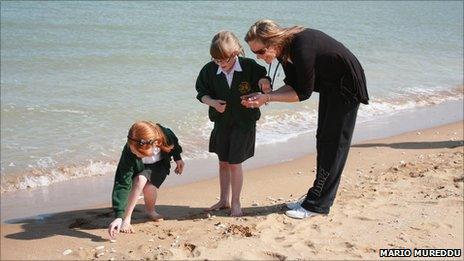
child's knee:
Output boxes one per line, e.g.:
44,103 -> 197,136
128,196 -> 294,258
219,161 -> 229,170
133,175 -> 148,188
142,182 -> 156,193
229,163 -> 241,171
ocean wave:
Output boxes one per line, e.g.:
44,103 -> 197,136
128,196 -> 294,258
1,160 -> 116,193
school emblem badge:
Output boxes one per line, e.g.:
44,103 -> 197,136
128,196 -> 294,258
238,81 -> 251,94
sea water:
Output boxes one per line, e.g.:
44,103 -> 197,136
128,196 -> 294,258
1,1 -> 463,192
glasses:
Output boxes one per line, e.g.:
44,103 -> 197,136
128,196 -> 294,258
127,136 -> 154,147
251,47 -> 267,55
211,56 -> 233,64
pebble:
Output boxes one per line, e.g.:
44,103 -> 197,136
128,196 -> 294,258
251,202 -> 259,207
297,171 -> 302,175
110,249 -> 116,253
62,249 -> 72,256
95,246 -> 105,250
417,132 -> 421,135
94,252 -> 104,258
110,239 -> 116,243
109,258 -> 115,261
148,239 -> 154,242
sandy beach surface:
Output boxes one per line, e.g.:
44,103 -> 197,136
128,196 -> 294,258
1,122 -> 463,260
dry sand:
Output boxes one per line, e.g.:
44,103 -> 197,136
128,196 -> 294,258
1,122 -> 463,260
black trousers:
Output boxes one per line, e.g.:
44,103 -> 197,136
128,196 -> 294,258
300,88 -> 359,214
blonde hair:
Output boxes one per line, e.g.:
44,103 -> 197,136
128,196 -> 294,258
210,30 -> 245,59
127,121 -> 173,156
245,19 -> 304,62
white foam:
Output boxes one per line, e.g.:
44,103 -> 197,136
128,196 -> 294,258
1,161 -> 116,193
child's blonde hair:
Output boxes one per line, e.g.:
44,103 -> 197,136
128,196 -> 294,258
210,30 -> 245,59
245,19 -> 304,62
127,121 -> 173,156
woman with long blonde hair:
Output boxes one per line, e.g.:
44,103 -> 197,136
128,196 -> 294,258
242,19 -> 369,219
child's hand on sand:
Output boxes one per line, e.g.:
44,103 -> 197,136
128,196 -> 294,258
175,160 -> 185,175
120,219 -> 134,234
108,218 -> 122,239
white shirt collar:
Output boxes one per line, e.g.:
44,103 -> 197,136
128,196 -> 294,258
216,57 -> 242,75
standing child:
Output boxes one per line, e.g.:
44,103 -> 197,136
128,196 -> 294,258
195,30 -> 271,216
108,121 -> 184,238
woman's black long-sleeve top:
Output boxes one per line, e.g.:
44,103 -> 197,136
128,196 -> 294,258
279,28 -> 369,104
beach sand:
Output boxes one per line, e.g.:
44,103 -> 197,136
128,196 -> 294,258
1,122 -> 463,260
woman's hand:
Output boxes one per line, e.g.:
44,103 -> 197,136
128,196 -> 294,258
241,92 -> 268,108
258,78 -> 272,94
175,160 -> 185,175
213,100 -> 227,113
108,218 -> 123,239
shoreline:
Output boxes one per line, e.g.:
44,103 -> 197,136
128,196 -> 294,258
1,99 -> 463,222
1,121 -> 462,260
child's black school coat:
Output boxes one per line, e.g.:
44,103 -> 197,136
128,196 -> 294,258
195,57 -> 267,130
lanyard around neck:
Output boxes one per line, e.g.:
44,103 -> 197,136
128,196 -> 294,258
267,61 -> 280,89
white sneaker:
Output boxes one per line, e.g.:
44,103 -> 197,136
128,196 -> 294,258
286,195 -> 306,210
285,206 -> 319,219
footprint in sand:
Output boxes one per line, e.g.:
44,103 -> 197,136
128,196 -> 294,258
344,241 -> 356,248
264,251 -> 287,261
183,242 -> 201,258
306,240 -> 316,249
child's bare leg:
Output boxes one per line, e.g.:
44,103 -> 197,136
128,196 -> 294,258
143,182 -> 163,221
230,163 -> 243,217
121,175 -> 147,233
206,161 -> 231,211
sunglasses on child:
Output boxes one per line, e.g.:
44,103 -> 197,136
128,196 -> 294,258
127,136 -> 154,146
251,47 -> 267,55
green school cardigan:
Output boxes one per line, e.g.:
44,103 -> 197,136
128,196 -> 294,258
111,124 -> 182,218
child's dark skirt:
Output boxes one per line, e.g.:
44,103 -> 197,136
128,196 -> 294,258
136,161 -> 169,188
209,124 -> 256,164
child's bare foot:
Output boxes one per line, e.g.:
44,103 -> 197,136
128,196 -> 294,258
205,200 -> 230,212
230,203 -> 243,217
120,220 -> 134,233
147,211 -> 164,221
